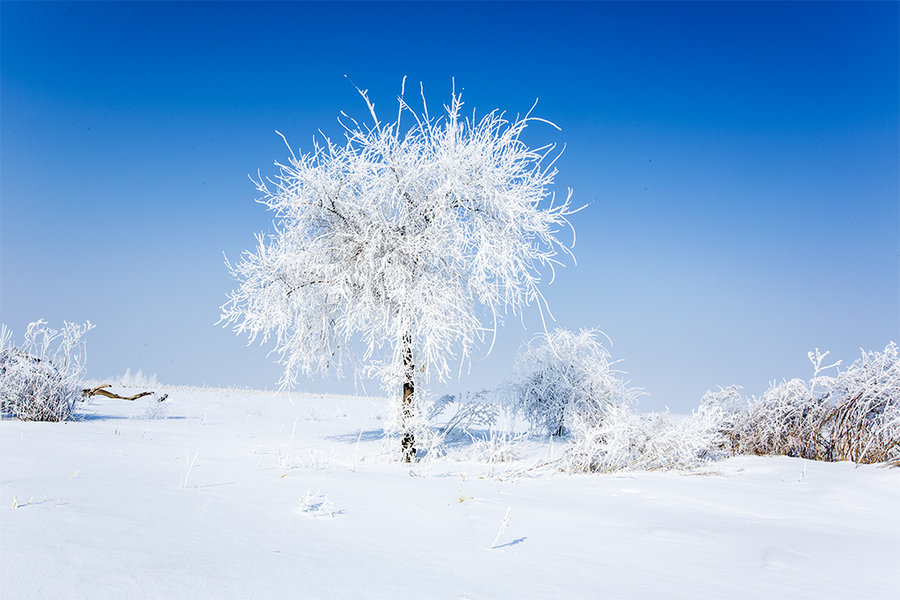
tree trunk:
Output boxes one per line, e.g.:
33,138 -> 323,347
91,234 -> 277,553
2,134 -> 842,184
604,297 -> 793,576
400,336 -> 416,462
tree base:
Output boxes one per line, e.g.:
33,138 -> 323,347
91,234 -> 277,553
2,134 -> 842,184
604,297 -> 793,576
401,432 -> 416,463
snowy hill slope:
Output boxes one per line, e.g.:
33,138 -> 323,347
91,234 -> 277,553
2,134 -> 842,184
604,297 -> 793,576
2,386 -> 899,599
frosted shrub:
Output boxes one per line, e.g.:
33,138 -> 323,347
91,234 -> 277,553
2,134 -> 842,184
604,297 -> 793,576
141,395 -> 170,420
470,428 -> 527,466
565,402 -> 729,473
738,377 -> 828,459
397,389 -> 503,461
0,320 -> 94,421
699,384 -> 745,416
699,385 -> 746,453
729,350 -> 836,460
818,343 -> 900,464
730,350 -> 839,460
564,403 -> 645,473
430,391 -> 500,438
734,344 -> 900,465
513,329 -> 635,436
563,343 -> 899,473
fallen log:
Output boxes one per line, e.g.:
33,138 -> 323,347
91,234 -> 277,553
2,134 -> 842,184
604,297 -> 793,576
81,384 -> 166,402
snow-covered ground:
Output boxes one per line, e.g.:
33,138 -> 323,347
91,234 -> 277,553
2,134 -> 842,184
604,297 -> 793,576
2,386 -> 899,599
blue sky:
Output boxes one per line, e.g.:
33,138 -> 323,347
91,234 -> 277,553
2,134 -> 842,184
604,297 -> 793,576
2,1 -> 897,411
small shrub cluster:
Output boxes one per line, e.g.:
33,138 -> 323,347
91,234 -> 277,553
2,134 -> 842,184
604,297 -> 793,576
509,330 -> 899,472
564,401 -> 729,473
427,390 -> 500,440
395,389 -> 503,461
415,330 -> 898,473
511,328 -> 719,473
0,320 -> 94,421
731,344 -> 900,465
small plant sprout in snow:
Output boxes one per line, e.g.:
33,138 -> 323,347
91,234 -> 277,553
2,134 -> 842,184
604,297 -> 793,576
221,79 -> 577,461
141,395 -> 169,420
180,452 -> 199,488
513,328 -> 638,437
299,490 -> 340,518
0,320 -> 94,422
490,507 -> 512,549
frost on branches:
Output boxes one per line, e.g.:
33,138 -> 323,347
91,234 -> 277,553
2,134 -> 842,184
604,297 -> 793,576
221,81 -> 576,461
0,320 -> 94,421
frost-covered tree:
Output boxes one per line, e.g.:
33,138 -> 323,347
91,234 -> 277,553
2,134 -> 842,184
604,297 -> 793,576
221,81 -> 575,461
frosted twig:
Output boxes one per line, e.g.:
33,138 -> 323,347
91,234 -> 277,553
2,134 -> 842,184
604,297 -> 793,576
181,452 -> 199,488
490,507 -> 512,549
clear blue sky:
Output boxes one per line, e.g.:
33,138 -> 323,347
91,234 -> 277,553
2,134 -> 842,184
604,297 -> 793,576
2,1 -> 897,411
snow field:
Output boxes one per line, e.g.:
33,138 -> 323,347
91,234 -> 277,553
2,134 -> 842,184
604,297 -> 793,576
2,387 -> 899,599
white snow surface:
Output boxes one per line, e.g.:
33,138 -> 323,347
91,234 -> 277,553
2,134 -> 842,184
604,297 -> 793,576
2,386 -> 899,599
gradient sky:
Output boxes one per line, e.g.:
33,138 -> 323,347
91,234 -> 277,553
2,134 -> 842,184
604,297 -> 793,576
2,1 -> 898,411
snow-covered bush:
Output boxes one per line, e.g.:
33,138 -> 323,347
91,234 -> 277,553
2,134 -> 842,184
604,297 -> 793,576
386,389 -> 504,461
564,402 -> 729,473
415,388 -> 528,472
0,320 -> 94,421
823,342 -> 900,464
552,343 -> 899,473
721,349 -> 837,460
513,329 -> 636,436
699,385 -> 746,453
469,428 -> 528,466
733,344 -> 900,465
736,377 -> 828,460
427,390 -> 500,440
